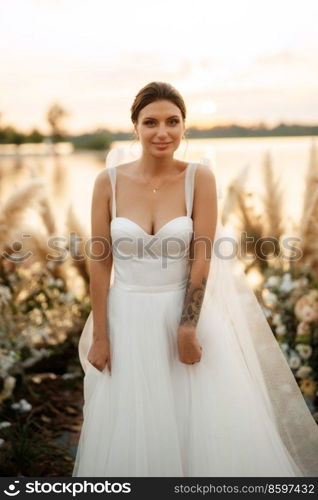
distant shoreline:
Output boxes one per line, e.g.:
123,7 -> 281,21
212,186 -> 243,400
0,135 -> 316,157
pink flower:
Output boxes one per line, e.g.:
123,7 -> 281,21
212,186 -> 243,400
297,321 -> 310,336
295,296 -> 318,322
302,306 -> 318,322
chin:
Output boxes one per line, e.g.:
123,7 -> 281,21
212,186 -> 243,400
153,151 -> 173,159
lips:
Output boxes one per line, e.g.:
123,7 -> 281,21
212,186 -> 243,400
153,142 -> 172,145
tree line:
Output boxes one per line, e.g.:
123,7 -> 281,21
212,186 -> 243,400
1,103 -> 317,151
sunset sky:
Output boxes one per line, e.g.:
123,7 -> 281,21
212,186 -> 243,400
1,0 -> 318,134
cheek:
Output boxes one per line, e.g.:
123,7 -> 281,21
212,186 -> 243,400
171,127 -> 183,139
140,129 -> 155,141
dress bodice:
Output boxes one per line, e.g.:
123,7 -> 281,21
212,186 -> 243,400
107,163 -> 198,292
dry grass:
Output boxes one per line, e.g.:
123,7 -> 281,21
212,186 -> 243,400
0,179 -> 45,252
221,158 -> 282,270
261,150 -> 284,241
66,205 -> 90,286
221,164 -> 250,226
38,198 -> 56,235
297,139 -> 318,274
301,139 -> 318,224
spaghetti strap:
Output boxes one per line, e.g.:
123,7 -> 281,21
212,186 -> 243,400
107,166 -> 117,219
185,162 -> 198,218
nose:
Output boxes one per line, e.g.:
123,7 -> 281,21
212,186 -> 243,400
156,124 -> 169,138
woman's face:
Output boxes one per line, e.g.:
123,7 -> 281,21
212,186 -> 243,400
134,100 -> 185,157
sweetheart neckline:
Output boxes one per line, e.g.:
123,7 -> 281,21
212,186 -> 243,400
111,216 -> 193,237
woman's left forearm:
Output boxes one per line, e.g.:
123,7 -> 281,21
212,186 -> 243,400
179,259 -> 211,328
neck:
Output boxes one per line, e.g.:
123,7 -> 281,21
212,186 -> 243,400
136,153 -> 177,177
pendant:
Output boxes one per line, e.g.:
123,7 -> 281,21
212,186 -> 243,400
153,188 -> 158,193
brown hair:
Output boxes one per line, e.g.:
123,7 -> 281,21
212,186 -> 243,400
130,81 -> 186,124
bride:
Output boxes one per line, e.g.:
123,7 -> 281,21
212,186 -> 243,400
73,81 -> 318,477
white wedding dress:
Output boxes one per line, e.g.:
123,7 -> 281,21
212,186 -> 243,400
72,151 -> 318,477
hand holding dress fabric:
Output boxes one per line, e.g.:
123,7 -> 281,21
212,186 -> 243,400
87,335 -> 112,374
177,324 -> 202,364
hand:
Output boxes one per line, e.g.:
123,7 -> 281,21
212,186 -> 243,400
87,335 -> 112,374
177,324 -> 202,365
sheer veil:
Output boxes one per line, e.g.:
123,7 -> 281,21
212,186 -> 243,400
105,144 -> 318,477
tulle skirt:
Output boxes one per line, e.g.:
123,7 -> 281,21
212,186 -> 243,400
72,277 -> 313,477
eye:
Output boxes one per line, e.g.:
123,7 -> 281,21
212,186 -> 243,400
144,119 -> 156,126
170,118 -> 179,125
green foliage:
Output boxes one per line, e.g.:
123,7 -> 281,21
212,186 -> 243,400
26,128 -> 44,143
70,130 -> 112,150
0,126 -> 26,145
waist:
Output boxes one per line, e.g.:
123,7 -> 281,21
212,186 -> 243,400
112,278 -> 188,293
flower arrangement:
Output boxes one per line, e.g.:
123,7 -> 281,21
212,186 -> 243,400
262,265 -> 318,415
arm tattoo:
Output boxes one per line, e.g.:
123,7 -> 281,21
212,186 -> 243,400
179,275 -> 207,327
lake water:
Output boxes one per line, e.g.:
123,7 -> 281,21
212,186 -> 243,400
0,136 -> 316,235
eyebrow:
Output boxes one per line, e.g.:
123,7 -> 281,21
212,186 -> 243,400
143,115 -> 180,120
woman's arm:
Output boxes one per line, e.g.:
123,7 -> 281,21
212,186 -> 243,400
87,169 -> 113,372
177,164 -> 217,364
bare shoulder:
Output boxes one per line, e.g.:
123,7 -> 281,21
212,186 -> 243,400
93,168 -> 112,197
93,161 -> 136,199
194,163 -> 216,191
115,161 -> 137,178
115,161 -> 136,172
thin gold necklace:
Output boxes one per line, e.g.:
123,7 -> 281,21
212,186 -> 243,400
141,171 -> 171,194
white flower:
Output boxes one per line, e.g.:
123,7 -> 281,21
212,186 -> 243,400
265,276 -> 281,288
0,421 -> 11,429
289,354 -> 301,369
276,324 -> 287,335
298,277 -> 309,287
0,285 -> 12,306
263,292 -> 278,307
47,275 -> 55,286
60,291 -> 75,304
62,373 -> 78,380
11,398 -> 32,412
272,313 -> 282,326
279,281 -> 296,293
0,438 -> 5,447
0,376 -> 16,400
295,344 -> 312,360
280,343 -> 289,351
296,366 -> 312,379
